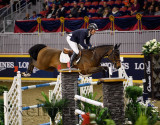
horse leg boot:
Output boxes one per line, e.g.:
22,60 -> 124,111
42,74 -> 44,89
70,52 -> 77,68
22,57 -> 34,77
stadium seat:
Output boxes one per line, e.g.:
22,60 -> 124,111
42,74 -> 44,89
64,2 -> 70,7
78,2 -> 84,6
115,0 -> 121,5
128,7 -> 131,11
107,1 -> 115,6
119,6 -> 127,12
89,8 -> 96,13
122,0 -> 129,6
66,10 -> 71,14
87,8 -> 97,17
84,2 -> 92,7
70,2 -> 75,7
40,10 -> 48,17
90,1 -> 99,9
99,1 -> 105,6
91,1 -> 99,6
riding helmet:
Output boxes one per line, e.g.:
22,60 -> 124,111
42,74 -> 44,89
88,23 -> 98,30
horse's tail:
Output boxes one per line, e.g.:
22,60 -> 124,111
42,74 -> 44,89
29,44 -> 47,60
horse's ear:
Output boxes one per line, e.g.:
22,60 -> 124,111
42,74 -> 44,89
114,43 -> 121,49
117,43 -> 121,48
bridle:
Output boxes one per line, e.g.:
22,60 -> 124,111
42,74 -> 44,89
107,49 -> 121,67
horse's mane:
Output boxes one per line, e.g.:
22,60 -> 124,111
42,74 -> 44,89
87,45 -> 114,51
93,45 -> 113,49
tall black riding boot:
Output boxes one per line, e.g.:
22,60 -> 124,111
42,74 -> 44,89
70,52 -> 77,68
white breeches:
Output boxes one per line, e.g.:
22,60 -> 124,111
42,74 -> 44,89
66,35 -> 80,54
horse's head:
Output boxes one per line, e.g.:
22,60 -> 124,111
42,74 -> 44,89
107,44 -> 121,69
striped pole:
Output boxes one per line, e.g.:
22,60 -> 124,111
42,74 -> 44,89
39,122 -> 50,125
21,82 -> 57,90
74,95 -> 104,108
78,82 -> 97,87
22,104 -> 44,110
75,109 -> 85,115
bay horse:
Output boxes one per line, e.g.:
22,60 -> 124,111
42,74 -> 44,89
22,44 -> 121,77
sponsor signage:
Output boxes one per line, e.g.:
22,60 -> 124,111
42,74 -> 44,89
0,56 -> 144,81
143,56 -> 152,97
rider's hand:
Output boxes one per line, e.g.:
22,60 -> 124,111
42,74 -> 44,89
88,46 -> 94,50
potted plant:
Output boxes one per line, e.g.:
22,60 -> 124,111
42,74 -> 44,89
125,86 -> 159,125
37,92 -> 68,125
142,39 -> 160,56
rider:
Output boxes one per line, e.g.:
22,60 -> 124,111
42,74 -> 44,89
66,23 -> 98,68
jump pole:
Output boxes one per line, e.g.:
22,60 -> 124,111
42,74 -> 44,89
59,68 -> 80,125
98,78 -> 127,125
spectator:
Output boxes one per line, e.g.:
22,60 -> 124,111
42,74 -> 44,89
130,0 -> 140,15
43,5 -> 50,18
55,0 -> 61,6
78,2 -> 87,17
102,8 -> 110,18
97,2 -> 110,17
46,3 -> 57,18
55,4 -> 65,18
142,1 -> 148,11
137,0 -> 144,11
146,0 -> 158,10
111,7 -> 121,17
51,0 -> 56,4
30,0 -> 36,5
68,2 -> 79,18
24,13 -> 30,20
78,0 -> 85,2
154,6 -> 160,15
144,5 -> 155,15
42,0 -> 49,10
30,11 -> 39,20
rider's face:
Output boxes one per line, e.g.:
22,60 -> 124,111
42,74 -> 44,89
90,29 -> 96,35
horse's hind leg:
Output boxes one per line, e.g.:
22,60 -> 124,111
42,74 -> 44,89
22,57 -> 34,77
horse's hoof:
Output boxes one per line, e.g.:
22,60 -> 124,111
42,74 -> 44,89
21,72 -> 31,77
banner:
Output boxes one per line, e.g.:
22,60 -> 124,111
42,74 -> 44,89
14,16 -> 160,33
0,55 -> 144,82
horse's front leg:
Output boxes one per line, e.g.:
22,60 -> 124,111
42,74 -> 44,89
22,57 -> 34,77
86,66 -> 109,78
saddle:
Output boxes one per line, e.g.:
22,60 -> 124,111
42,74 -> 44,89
63,48 -> 73,57
61,48 -> 81,65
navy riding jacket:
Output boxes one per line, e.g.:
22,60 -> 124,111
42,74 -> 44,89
70,29 -> 92,49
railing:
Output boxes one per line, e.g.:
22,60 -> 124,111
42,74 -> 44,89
2,1 -> 31,32
0,5 -> 11,32
0,30 -> 160,54
1,0 -> 42,32
0,5 -> 10,16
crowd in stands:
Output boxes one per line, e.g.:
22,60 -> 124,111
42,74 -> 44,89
23,0 -> 160,20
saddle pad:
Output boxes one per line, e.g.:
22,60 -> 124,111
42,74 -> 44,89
60,52 -> 70,63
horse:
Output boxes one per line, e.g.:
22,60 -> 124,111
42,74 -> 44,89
22,44 -> 121,77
